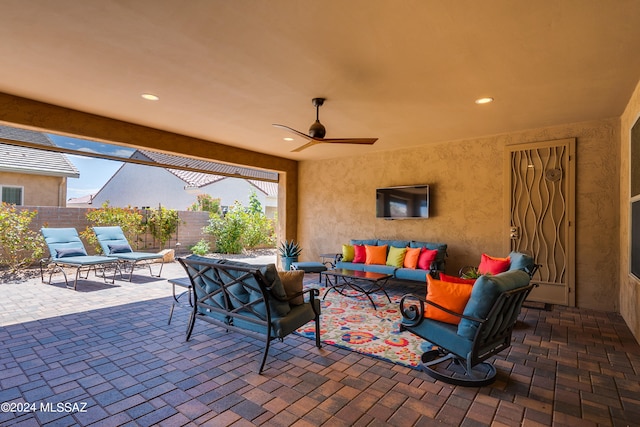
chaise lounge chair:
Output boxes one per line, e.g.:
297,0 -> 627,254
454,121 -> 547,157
93,226 -> 164,281
40,227 -> 120,290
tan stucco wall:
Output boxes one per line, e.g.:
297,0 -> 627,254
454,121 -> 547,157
620,79 -> 640,342
0,172 -> 66,206
299,118 -> 620,311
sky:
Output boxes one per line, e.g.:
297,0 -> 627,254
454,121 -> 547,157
47,134 -> 135,200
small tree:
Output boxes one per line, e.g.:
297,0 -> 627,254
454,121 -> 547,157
0,203 -> 45,271
146,205 -> 181,249
188,194 -> 222,214
244,192 -> 276,248
204,202 -> 246,254
80,202 -> 145,253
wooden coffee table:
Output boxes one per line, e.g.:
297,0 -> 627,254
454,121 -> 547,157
320,268 -> 392,310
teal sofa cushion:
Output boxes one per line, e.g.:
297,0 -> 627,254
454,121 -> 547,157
409,241 -> 447,269
376,239 -> 410,250
394,267 -> 429,282
350,239 -> 378,246
361,264 -> 396,275
457,269 -> 530,339
233,299 -> 320,338
334,261 -> 366,271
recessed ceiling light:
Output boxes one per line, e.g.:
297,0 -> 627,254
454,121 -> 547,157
284,137 -> 294,141
141,93 -> 159,101
475,97 -> 494,104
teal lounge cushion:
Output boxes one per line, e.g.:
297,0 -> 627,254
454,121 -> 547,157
457,269 -> 530,340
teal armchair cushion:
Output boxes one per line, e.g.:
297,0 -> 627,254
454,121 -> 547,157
508,251 -> 535,274
457,269 -> 530,339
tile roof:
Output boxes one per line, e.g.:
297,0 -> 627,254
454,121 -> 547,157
136,150 -> 278,182
0,126 -> 79,178
132,150 -> 279,196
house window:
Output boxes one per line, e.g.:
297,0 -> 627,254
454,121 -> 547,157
1,186 -> 23,205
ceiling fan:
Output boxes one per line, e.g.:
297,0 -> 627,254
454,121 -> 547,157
273,98 -> 378,152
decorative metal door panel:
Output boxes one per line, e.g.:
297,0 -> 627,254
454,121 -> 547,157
505,138 -> 575,306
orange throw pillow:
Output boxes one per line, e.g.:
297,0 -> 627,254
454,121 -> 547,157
365,245 -> 388,265
403,247 -> 421,269
477,253 -> 510,275
439,273 -> 476,285
425,275 -> 473,325
417,248 -> 438,270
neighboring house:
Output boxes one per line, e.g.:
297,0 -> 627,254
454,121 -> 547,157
0,126 -> 79,207
80,150 -> 278,216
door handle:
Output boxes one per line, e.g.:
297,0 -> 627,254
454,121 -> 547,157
510,226 -> 519,239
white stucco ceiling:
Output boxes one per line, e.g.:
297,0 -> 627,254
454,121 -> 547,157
1,0 -> 639,161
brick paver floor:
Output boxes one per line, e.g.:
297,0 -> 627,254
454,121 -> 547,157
1,260 -> 639,426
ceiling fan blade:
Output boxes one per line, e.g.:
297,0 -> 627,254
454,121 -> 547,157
321,137 -> 378,145
272,124 -> 314,141
291,140 -> 321,152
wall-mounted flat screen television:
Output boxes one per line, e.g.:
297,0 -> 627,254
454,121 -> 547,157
376,185 -> 429,219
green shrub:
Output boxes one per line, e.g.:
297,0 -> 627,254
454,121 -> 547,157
0,203 -> 45,271
190,239 -> 210,256
202,194 -> 276,254
204,202 -> 246,254
244,192 -> 276,248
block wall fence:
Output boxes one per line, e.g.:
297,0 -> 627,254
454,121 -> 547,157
16,206 -> 212,255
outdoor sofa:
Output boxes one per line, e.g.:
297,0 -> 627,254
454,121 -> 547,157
335,239 -> 448,283
178,256 -> 322,373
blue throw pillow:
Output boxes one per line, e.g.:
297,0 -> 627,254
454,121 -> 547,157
108,244 -> 133,254
55,247 -> 87,258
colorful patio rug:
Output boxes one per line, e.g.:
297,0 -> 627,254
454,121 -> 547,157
295,287 -> 434,369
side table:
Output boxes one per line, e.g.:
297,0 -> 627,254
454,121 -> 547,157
168,277 -> 192,326
319,253 -> 341,268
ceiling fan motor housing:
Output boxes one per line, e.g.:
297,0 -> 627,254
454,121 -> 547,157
309,97 -> 327,138
309,120 -> 326,138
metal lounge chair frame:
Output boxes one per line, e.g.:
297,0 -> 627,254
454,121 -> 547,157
92,226 -> 164,281
40,227 -> 119,290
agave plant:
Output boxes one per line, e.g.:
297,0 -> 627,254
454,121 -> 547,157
460,266 -> 481,279
278,240 -> 302,258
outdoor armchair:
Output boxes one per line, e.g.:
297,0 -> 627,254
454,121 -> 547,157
40,227 -> 119,290
400,269 -> 536,386
93,226 -> 164,281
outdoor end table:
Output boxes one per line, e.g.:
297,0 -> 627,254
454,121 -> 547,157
320,268 -> 392,310
168,277 -> 192,327
319,252 -> 341,268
